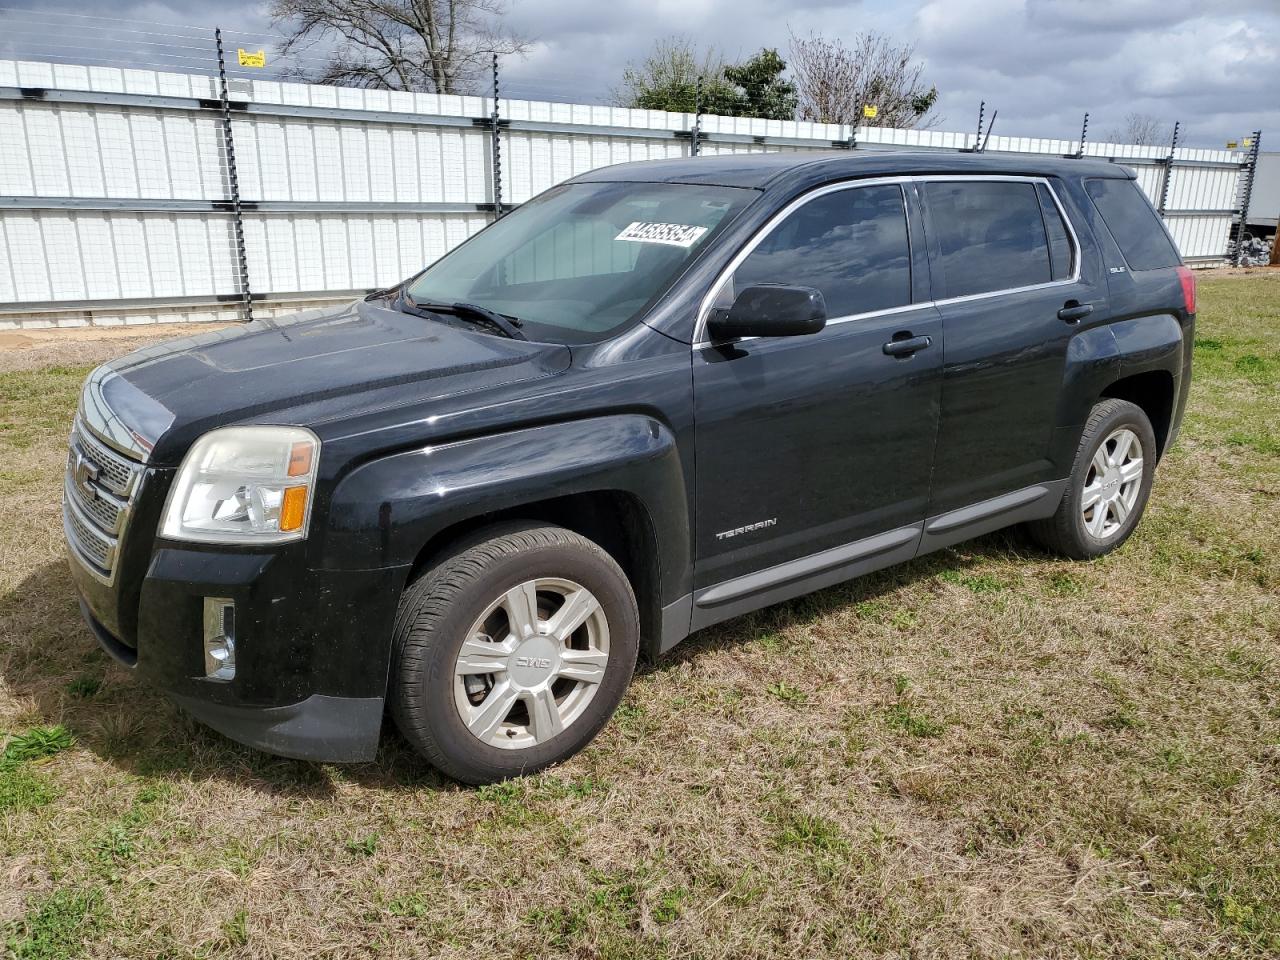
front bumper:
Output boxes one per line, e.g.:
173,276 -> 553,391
71,540 -> 409,763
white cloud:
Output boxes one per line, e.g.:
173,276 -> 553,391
2,0 -> 1276,145
911,0 -> 1279,144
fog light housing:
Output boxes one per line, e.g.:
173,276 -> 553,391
203,598 -> 236,680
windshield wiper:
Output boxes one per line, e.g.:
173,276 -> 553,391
364,280 -> 403,302
400,297 -> 528,341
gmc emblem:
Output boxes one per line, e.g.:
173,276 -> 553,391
73,451 -> 101,500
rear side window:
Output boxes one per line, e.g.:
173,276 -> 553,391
925,181 -> 1053,298
1036,182 -> 1074,281
1085,178 -> 1181,271
732,184 -> 911,318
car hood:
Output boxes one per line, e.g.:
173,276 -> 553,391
84,300 -> 572,466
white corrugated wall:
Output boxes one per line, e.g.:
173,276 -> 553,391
0,58 -> 1250,329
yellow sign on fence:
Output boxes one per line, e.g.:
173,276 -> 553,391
863,104 -> 879,119
237,48 -> 266,68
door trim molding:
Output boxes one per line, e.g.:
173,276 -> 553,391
695,524 -> 920,608
679,479 -> 1071,644
926,483 -> 1057,534
919,479 -> 1069,553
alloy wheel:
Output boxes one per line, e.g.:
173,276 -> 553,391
1080,427 -> 1144,540
453,577 -> 610,749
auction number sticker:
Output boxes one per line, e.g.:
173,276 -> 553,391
615,221 -> 709,247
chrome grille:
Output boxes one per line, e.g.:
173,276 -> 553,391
64,416 -> 144,583
69,462 -> 125,531
73,421 -> 139,497
65,490 -> 114,570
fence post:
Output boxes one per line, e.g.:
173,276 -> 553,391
490,53 -> 504,219
1157,121 -> 1180,216
1073,112 -> 1089,158
1234,131 -> 1262,267
214,28 -> 253,322
691,77 -> 701,157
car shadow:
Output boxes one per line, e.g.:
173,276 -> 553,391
644,528 -> 1041,674
1,530 -> 1041,795
0,559 -> 452,799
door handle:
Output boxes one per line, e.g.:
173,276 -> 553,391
883,334 -> 932,357
1058,301 -> 1094,324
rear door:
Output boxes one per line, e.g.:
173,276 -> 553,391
922,177 -> 1103,523
691,180 -> 942,609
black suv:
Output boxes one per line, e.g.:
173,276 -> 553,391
64,151 -> 1195,783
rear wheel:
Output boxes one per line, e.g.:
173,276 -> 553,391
1028,399 -> 1157,560
389,523 -> 639,784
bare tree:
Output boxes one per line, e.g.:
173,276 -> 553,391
269,0 -> 530,94
788,29 -> 938,129
1105,112 -> 1173,147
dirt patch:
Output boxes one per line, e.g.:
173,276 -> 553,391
0,323 -> 235,374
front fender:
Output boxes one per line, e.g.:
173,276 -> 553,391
317,415 -> 690,600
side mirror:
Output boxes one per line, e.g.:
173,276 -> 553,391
706,284 -> 827,341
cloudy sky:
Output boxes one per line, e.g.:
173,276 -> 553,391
3,0 -> 1277,147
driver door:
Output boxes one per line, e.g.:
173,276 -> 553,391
690,181 -> 943,621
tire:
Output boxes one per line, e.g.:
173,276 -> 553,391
1027,399 -> 1157,560
389,522 -> 639,784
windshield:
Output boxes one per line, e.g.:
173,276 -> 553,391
405,181 -> 755,343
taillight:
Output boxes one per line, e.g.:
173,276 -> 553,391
1176,265 -> 1196,315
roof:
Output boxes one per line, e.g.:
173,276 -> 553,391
570,150 -> 1132,190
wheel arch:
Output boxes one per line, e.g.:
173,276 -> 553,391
318,415 -> 691,658
1099,369 -> 1176,459
405,490 -> 664,659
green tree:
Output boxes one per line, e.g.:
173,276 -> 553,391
723,49 -> 797,120
615,39 -> 797,120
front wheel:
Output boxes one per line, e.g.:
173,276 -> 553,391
1028,398 -> 1157,560
389,523 -> 639,784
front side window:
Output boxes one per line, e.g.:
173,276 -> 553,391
926,180 -> 1055,299
729,184 -> 912,319
406,181 -> 754,344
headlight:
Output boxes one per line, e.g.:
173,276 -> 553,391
160,426 -> 320,544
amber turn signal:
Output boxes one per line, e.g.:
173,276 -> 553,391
280,485 -> 309,532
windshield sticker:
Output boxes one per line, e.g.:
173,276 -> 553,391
615,221 -> 709,247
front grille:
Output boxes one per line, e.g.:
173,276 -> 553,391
65,491 -> 114,570
63,417 -> 145,583
73,421 -> 138,497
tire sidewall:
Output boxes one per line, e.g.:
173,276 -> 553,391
1064,401 -> 1157,558
408,538 -> 638,782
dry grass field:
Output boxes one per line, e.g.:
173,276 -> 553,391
1,272 -> 1278,959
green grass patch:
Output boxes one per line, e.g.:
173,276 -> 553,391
1,725 -> 74,769
767,681 -> 808,704
940,569 -> 1005,593
774,812 -> 849,853
885,704 -> 946,738
4,889 -> 102,960
0,766 -> 58,813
